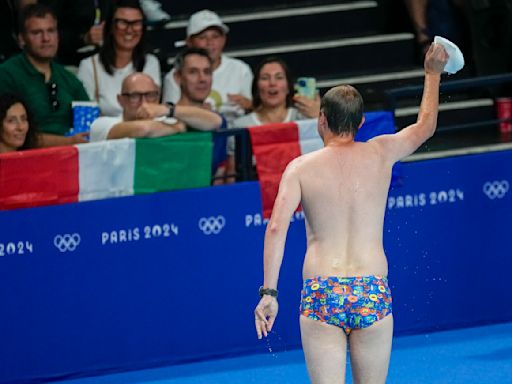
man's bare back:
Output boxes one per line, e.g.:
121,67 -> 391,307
296,139 -> 392,279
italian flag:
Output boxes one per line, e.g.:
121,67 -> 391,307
0,133 -> 212,210
249,112 -> 398,218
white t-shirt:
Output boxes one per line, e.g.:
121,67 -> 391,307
78,53 -> 161,117
162,55 -> 253,124
90,116 -> 122,142
231,108 -> 301,128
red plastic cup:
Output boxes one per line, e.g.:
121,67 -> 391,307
496,97 -> 512,134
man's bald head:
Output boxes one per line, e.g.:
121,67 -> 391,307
118,72 -> 161,120
121,72 -> 158,94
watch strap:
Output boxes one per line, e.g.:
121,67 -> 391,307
259,286 -> 278,298
166,102 -> 175,118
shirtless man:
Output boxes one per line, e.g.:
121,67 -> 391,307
254,43 -> 448,384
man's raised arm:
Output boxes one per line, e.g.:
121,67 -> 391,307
372,43 -> 448,162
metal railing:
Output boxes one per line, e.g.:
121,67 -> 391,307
212,127 -> 255,183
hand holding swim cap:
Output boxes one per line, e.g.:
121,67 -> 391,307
433,36 -> 464,74
424,42 -> 450,75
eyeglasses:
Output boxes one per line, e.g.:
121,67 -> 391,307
114,18 -> 144,31
121,91 -> 160,104
47,82 -> 59,112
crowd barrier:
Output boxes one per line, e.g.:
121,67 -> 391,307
1,147 -> 511,383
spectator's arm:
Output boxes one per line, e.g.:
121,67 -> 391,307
136,103 -> 222,131
39,132 -> 89,147
227,94 -> 253,111
107,120 -> 185,139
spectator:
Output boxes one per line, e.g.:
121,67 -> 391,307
173,47 -> 229,184
162,9 -> 253,124
226,56 -> 320,181
0,4 -> 90,147
90,71 -> 222,142
232,56 -> 320,127
77,0 -> 161,117
0,93 -> 38,153
38,0 -> 112,66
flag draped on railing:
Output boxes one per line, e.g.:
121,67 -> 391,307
0,133 -> 212,210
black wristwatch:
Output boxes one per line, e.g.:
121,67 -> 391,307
166,102 -> 175,118
259,286 -> 278,298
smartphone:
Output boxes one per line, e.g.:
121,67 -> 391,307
295,77 -> 317,100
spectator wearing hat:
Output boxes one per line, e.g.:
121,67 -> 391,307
162,9 -> 253,125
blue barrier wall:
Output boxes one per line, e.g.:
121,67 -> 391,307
1,149 -> 512,383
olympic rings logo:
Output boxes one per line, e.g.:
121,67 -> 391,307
53,233 -> 81,252
198,216 -> 226,235
483,180 -> 509,200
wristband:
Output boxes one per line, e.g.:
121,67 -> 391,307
259,286 -> 278,298
166,102 -> 175,118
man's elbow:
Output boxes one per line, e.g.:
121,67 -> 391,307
198,115 -> 222,131
266,219 -> 287,238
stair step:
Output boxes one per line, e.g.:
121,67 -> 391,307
318,68 -> 425,105
394,99 -> 496,132
317,68 -> 425,89
149,2 -> 381,56
395,99 -> 494,118
158,0 -> 373,20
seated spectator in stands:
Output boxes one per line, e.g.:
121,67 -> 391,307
38,0 -> 111,66
90,71 -> 222,142
231,56 -> 320,127
78,0 -> 161,117
226,56 -> 320,181
162,9 -> 253,125
0,4 -> 90,147
0,93 -> 38,153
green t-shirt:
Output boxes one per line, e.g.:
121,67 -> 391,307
0,53 -> 89,135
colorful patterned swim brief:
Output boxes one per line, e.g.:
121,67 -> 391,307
300,275 -> 392,335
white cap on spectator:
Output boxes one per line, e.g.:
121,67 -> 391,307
187,10 -> 229,37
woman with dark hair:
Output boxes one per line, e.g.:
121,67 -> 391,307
0,93 -> 38,153
232,56 -> 319,127
225,57 -> 320,182
77,0 -> 161,117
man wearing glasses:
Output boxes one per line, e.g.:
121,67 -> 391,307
89,71 -> 222,141
0,4 -> 90,147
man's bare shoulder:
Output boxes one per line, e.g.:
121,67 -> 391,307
287,148 -> 329,171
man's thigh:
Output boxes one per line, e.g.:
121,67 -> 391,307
300,315 -> 348,384
348,314 -> 393,384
